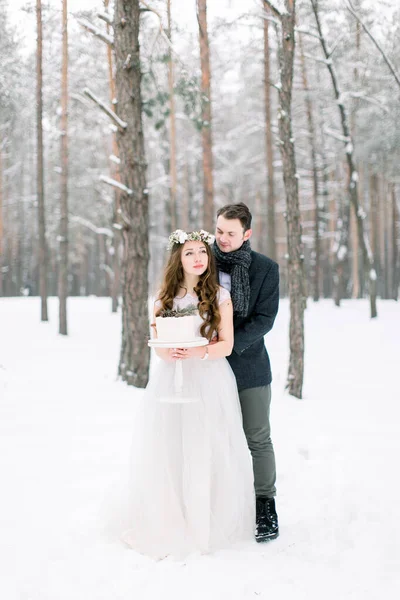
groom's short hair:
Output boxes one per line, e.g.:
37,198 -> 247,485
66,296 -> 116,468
216,202 -> 252,232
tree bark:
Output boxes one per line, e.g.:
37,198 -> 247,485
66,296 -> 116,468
197,0 -> 214,231
370,171 -> 379,289
298,31 -> 320,301
59,0 -> 69,335
114,0 -> 150,388
265,0 -> 305,399
262,4 -> 276,260
350,19 -> 361,299
167,0 -> 178,231
391,184 -> 399,300
36,0 -> 48,321
104,0 -> 121,313
311,0 -> 377,318
0,137 -> 3,297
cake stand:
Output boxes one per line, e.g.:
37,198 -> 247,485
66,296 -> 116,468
148,337 -> 208,403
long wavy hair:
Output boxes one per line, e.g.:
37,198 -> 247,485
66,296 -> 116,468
156,240 -> 221,341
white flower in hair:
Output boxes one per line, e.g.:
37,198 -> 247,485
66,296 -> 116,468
178,230 -> 188,244
167,228 -> 214,250
200,230 -> 215,245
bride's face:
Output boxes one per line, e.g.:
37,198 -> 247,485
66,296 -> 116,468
181,241 -> 208,277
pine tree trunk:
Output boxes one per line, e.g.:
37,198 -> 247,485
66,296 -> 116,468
0,136 -> 3,297
59,0 -> 69,334
299,32 -> 320,301
262,5 -> 276,260
197,0 -> 214,231
114,0 -> 150,388
350,20 -> 361,299
370,171 -> 379,288
267,0 -> 304,398
167,0 -> 178,231
105,0 -> 121,313
380,176 -> 388,298
36,0 -> 48,321
392,185 -> 399,300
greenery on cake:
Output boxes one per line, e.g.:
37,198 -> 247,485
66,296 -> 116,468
158,304 -> 198,318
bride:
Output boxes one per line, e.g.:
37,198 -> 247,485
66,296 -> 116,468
122,229 -> 255,558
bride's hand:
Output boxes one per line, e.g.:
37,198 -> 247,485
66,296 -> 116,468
171,346 -> 208,360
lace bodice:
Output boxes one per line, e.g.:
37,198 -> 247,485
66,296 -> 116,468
172,286 -> 230,311
155,286 -> 230,311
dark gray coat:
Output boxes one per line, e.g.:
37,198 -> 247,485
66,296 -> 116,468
221,251 -> 279,392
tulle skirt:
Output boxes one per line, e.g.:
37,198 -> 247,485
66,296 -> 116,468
121,356 -> 255,559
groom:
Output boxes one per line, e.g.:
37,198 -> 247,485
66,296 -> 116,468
212,202 -> 280,542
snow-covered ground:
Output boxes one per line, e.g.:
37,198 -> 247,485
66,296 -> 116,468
1,296 -> 399,600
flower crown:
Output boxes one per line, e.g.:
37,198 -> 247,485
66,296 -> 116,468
167,229 -> 215,250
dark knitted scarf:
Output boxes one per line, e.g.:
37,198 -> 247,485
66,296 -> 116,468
212,240 -> 252,317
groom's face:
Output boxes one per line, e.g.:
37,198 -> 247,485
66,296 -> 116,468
215,215 -> 252,253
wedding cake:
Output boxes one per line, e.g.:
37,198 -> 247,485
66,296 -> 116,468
155,303 -> 204,343
155,314 -> 199,343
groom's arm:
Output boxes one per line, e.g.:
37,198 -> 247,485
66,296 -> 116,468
232,262 -> 279,355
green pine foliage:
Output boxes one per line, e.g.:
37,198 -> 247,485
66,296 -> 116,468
158,304 -> 198,318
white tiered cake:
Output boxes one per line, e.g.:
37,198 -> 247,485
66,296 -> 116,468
155,315 -> 199,343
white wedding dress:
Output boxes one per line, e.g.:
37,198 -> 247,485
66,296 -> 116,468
121,288 -> 255,558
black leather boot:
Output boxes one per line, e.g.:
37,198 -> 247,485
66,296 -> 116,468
255,497 -> 279,542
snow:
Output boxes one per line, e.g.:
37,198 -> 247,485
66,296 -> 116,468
337,244 -> 348,261
1,296 -> 400,600
345,142 -> 354,154
100,175 -> 133,196
357,206 -> 366,219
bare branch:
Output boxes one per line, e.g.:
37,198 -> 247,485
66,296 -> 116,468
139,0 -> 177,57
99,175 -> 134,196
76,18 -> 114,47
343,91 -> 390,114
263,0 -> 288,19
70,215 -> 114,237
303,52 -> 332,65
346,0 -> 400,90
97,11 -> 113,26
100,263 -> 115,278
327,31 -> 347,58
83,88 -> 127,129
323,126 -> 350,143
295,26 -> 321,40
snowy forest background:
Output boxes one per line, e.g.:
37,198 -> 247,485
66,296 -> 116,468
1,0 -> 399,302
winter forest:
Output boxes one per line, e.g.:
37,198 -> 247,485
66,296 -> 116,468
1,0 -> 400,398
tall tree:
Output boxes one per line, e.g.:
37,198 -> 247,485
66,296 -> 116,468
262,3 -> 276,260
114,0 -> 150,387
36,0 -> 48,321
0,136 -> 3,298
350,16 -> 361,299
310,0 -> 377,318
167,0 -> 178,231
391,185 -> 399,300
298,30 -> 320,301
59,0 -> 69,334
196,0 -> 214,231
264,0 -> 304,398
104,0 -> 121,313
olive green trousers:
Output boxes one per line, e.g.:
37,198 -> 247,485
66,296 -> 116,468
238,385 -> 277,498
